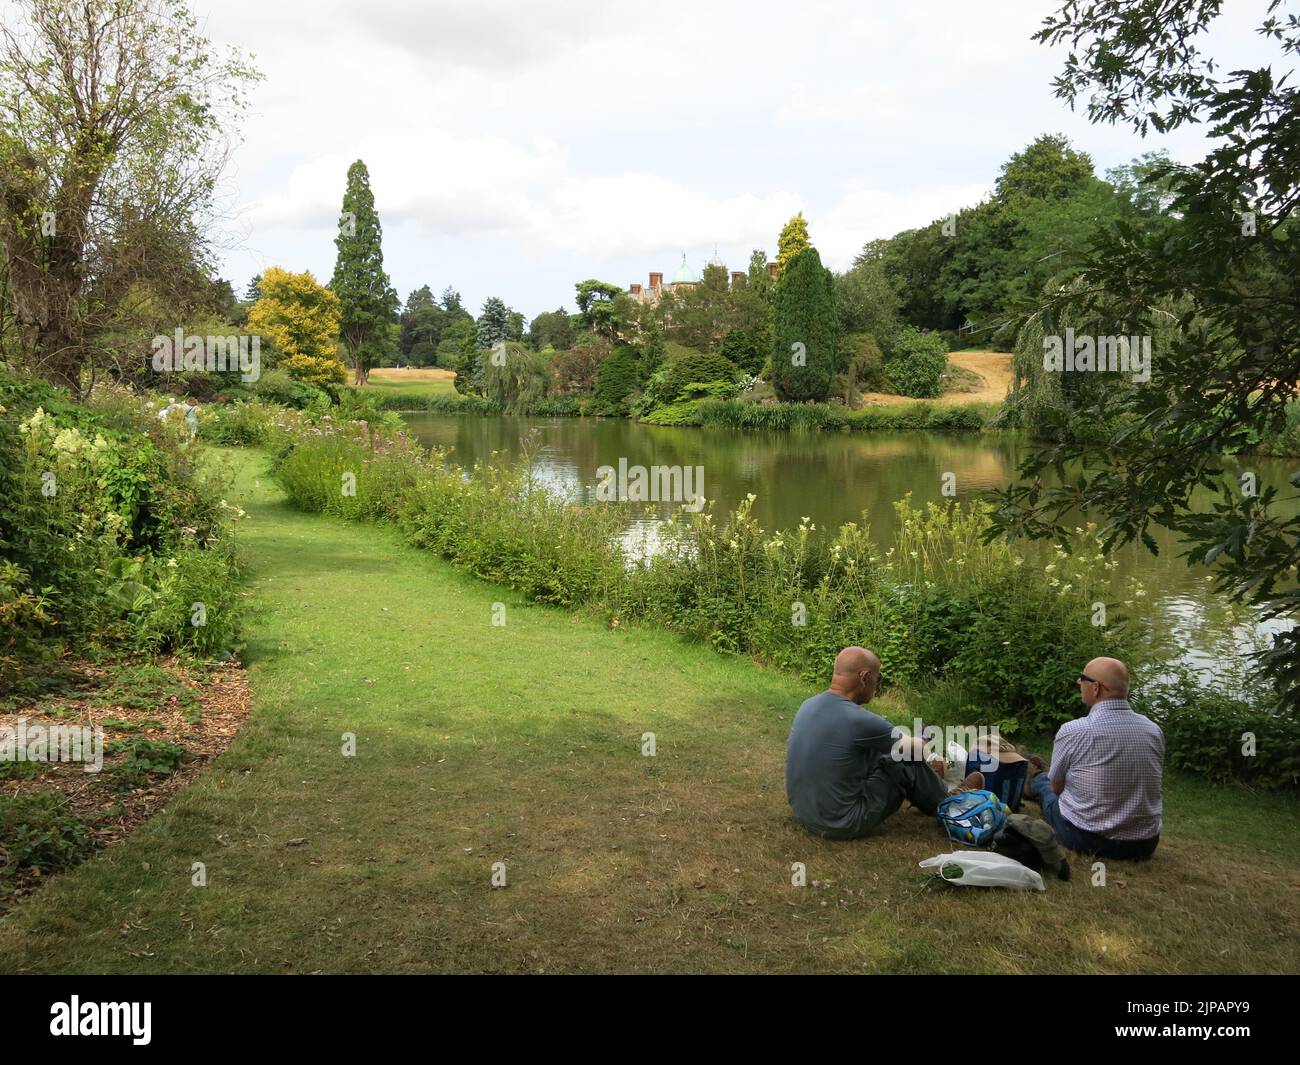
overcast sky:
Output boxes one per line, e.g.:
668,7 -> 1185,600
195,0 -> 1281,318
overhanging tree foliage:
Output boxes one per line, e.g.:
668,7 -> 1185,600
988,0 -> 1300,710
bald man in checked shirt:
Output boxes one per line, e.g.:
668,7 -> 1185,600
1027,657 -> 1164,860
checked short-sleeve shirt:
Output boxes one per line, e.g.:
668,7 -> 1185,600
1049,699 -> 1164,840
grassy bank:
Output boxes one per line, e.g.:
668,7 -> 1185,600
0,446 -> 1296,974
374,388 -> 998,431
649,397 -> 997,431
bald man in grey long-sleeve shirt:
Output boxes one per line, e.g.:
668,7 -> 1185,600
786,647 -> 950,839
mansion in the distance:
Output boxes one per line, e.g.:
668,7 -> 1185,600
629,250 -> 778,304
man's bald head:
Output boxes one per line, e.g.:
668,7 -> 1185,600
834,646 -> 878,676
830,646 -> 880,704
1080,656 -> 1129,704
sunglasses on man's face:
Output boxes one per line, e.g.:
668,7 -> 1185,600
1078,674 -> 1097,684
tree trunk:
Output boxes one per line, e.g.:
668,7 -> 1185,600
34,323 -> 84,398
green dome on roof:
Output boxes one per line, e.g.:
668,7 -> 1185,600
670,252 -> 698,285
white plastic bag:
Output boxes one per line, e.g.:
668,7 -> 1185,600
919,851 -> 1045,891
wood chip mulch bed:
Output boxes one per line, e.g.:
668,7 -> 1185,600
0,656 -> 252,911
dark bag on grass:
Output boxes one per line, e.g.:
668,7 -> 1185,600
992,813 -> 1070,881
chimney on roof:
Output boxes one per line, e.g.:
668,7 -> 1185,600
767,261 -> 778,280
649,272 -> 663,289
630,283 -> 642,295
731,271 -> 745,288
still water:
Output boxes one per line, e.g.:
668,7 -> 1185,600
402,412 -> 1297,672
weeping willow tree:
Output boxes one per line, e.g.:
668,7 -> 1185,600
483,342 -> 550,413
1000,305 -> 1069,434
998,277 -> 1180,438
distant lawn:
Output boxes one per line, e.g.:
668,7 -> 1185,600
0,447 -> 1296,974
357,367 -> 457,404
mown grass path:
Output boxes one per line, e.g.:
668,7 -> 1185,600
1,448 -> 1296,973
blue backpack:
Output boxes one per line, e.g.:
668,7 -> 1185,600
936,790 -> 1010,847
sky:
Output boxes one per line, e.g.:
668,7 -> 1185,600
189,0 -> 1284,319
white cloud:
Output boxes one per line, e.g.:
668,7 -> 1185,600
236,127 -> 803,265
331,0 -> 620,69
198,0 -> 1288,312
816,185 -> 993,267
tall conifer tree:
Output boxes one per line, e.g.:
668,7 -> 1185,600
772,246 -> 837,402
331,160 -> 397,385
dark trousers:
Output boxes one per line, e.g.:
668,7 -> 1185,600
1029,773 -> 1159,860
806,754 -> 949,840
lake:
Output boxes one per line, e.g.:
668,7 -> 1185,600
402,412 -> 1296,674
